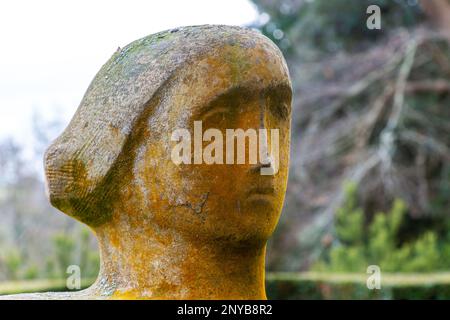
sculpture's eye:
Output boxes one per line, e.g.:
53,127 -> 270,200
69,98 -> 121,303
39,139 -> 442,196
272,102 -> 290,121
201,106 -> 232,124
267,96 -> 290,121
199,105 -> 239,132
264,85 -> 291,121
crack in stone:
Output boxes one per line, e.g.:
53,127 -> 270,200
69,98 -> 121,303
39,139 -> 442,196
172,192 -> 209,214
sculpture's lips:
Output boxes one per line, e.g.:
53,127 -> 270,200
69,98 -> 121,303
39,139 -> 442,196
246,186 -> 275,197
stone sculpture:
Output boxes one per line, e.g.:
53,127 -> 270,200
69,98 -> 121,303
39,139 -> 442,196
2,25 -> 292,299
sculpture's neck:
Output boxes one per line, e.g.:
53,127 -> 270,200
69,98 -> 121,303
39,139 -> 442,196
90,218 -> 267,299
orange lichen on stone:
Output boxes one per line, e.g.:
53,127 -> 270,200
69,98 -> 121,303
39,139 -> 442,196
1,25 -> 292,300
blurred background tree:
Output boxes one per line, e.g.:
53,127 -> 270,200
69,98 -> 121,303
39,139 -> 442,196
314,183 -> 445,273
0,115 -> 99,282
249,0 -> 450,271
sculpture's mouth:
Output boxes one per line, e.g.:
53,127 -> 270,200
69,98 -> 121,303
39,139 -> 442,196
245,185 -> 276,203
247,186 -> 275,196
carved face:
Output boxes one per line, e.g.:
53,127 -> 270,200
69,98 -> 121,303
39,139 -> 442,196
125,45 -> 292,243
44,26 -> 291,244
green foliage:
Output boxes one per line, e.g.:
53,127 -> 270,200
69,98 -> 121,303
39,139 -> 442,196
0,227 -> 100,282
431,164 -> 450,217
44,258 -> 57,279
23,264 -> 39,280
367,199 -> 405,265
46,228 -> 99,281
315,182 -> 450,273
266,273 -> 450,300
78,227 -> 100,278
326,246 -> 366,273
52,233 -> 76,279
2,250 -> 22,280
49,229 -> 100,281
0,248 -> 40,281
335,182 -> 364,245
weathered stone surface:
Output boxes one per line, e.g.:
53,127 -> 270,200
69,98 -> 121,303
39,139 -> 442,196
1,24 -> 292,300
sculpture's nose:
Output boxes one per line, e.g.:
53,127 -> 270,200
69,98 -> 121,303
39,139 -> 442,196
250,159 -> 272,173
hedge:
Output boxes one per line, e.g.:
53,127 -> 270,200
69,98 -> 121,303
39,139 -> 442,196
2,272 -> 450,299
266,272 -> 450,299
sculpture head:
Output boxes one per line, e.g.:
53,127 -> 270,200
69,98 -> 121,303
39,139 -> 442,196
43,25 -> 291,299
45,25 -> 291,244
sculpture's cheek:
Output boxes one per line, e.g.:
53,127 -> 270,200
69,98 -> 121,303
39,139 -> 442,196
134,160 -> 285,242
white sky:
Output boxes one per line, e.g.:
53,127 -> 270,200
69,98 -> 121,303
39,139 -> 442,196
0,0 -> 259,151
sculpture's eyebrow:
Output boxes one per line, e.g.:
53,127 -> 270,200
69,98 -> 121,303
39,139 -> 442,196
196,83 -> 292,120
200,106 -> 230,121
196,86 -> 252,120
